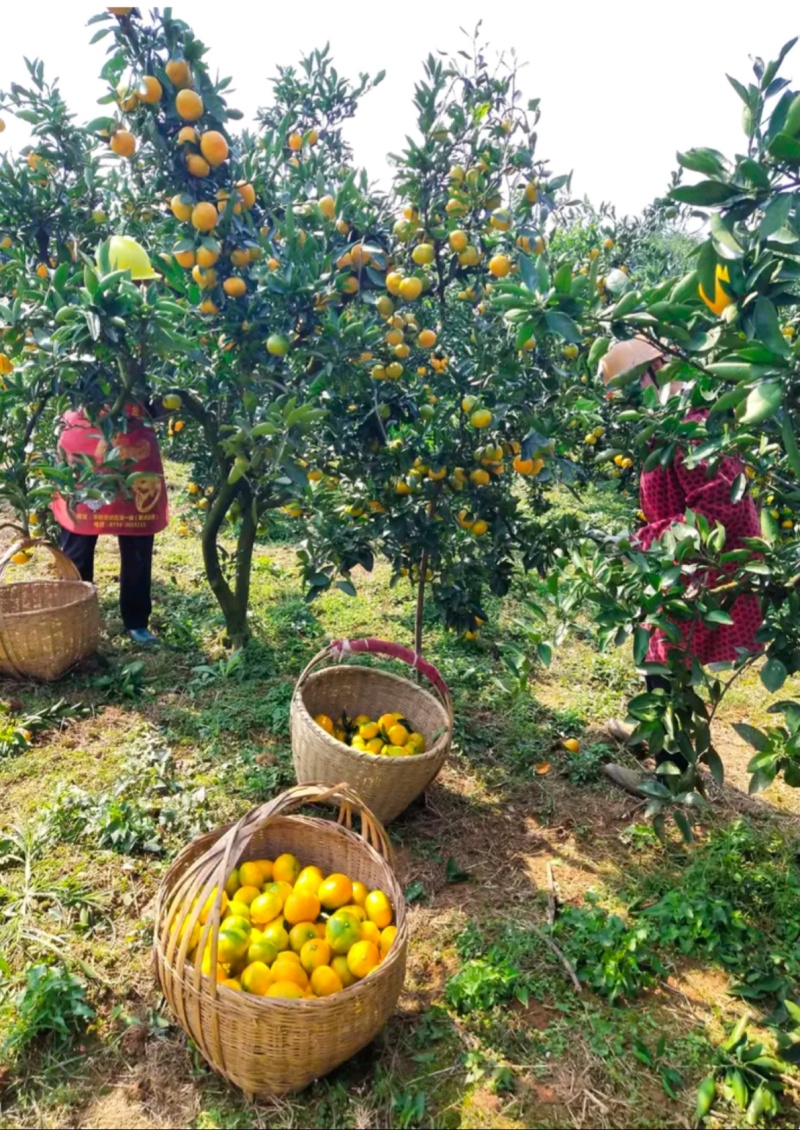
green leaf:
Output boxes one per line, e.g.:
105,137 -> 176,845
767,132 -> 800,162
759,193 -> 793,238
704,610 -> 735,626
738,157 -> 771,190
676,148 -> 727,177
516,253 -> 537,292
740,380 -> 783,426
761,656 -> 788,693
633,626 -> 651,665
553,263 -> 572,294
336,579 -> 357,597
732,722 -> 770,751
754,295 -> 791,356
705,747 -> 725,787
404,880 -> 426,903
710,214 -> 744,259
537,642 -> 552,667
544,311 -> 581,344
673,810 -> 694,843
445,857 -> 471,884
671,181 -> 740,206
697,240 -> 718,301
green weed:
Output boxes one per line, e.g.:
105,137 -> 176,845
0,962 -> 94,1058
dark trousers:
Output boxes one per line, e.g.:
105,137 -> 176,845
645,673 -> 688,771
59,530 -> 153,631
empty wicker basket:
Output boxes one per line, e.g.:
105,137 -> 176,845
291,639 -> 453,823
154,783 -> 408,1097
0,538 -> 100,681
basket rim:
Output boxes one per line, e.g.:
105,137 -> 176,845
292,664 -> 451,765
0,579 -> 98,621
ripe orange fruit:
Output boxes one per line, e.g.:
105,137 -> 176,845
380,925 -> 397,957
236,181 -> 256,209
325,910 -> 362,955
347,940 -> 380,980
300,939 -> 331,973
267,981 -> 304,999
386,361 -> 404,379
273,853 -> 301,885
331,955 -> 357,988
288,131 -> 303,151
192,264 -> 216,289
318,874 -> 353,910
221,978 -> 241,991
399,277 -> 423,301
230,248 -> 250,267
310,965 -> 343,997
364,891 -> 393,929
341,276 -> 359,294
166,58 -> 192,89
289,922 -> 318,953
489,254 -> 511,278
412,243 -> 435,265
283,890 -> 321,926
176,125 -> 199,146
186,152 -> 210,178
138,75 -> 163,104
170,194 -> 193,221
449,230 -> 468,252
262,919 -> 290,953
223,276 -> 247,298
360,921 -> 381,947
351,881 -> 368,908
247,936 -> 278,966
241,961 -> 273,996
386,271 -> 404,296
563,738 -> 581,753
195,243 -> 220,269
417,329 -> 437,348
116,82 -> 138,111
198,298 -> 219,315
232,885 -> 262,906
191,202 -> 217,233
319,194 -> 335,220
294,866 -> 324,895
250,889 -> 283,926
176,89 -> 204,121
471,519 -> 488,536
385,328 -> 403,346
271,960 -> 308,989
110,130 -> 136,158
200,130 -> 229,167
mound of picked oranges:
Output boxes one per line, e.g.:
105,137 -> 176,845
175,853 -> 397,999
313,711 -> 427,757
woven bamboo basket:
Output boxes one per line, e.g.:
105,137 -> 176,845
0,538 -> 100,681
291,638 -> 453,824
154,783 -> 408,1098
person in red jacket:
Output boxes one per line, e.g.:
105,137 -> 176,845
598,338 -> 762,794
52,401 -> 169,644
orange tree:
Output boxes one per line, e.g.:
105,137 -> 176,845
295,36 -> 611,654
0,58 -> 171,543
31,8 -> 395,648
493,39 -> 800,832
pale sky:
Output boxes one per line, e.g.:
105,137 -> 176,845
1,3 -> 798,216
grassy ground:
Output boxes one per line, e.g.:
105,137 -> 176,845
1,466 -> 800,1129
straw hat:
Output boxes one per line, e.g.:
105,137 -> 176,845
600,337 -> 663,384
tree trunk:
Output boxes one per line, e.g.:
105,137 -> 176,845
200,479 -> 252,649
414,549 -> 427,673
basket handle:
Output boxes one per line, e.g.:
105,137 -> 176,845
296,637 -> 454,726
0,538 -> 81,584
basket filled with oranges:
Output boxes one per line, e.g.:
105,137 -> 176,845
154,783 -> 407,1097
291,639 -> 453,823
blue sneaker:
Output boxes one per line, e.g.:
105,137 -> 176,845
129,628 -> 158,646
